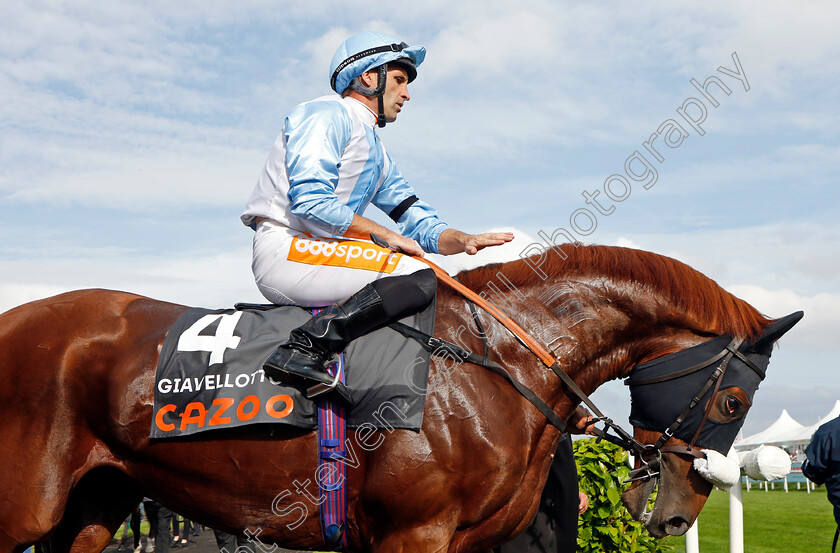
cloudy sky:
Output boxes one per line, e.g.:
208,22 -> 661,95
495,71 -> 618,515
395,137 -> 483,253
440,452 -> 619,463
2,0 -> 838,436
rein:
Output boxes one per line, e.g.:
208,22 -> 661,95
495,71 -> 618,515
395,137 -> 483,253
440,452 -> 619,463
371,235 -> 756,482
408,252 -> 755,480
398,250 -> 648,457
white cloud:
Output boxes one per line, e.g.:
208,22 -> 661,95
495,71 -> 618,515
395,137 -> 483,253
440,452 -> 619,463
0,249 -> 261,315
689,0 -> 840,97
606,222 -> 840,299
429,228 -> 534,274
726,285 -> 840,350
428,9 -> 562,79
4,146 -> 263,210
0,283 -> 70,316
639,143 -> 840,200
614,236 -> 644,250
4,1 -> 839,213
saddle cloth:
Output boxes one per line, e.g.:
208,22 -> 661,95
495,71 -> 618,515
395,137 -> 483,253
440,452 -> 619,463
150,301 -> 434,438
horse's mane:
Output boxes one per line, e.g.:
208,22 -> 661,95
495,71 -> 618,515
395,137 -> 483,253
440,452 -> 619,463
456,244 -> 771,341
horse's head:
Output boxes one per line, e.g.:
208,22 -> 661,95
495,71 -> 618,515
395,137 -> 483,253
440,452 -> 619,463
621,311 -> 803,537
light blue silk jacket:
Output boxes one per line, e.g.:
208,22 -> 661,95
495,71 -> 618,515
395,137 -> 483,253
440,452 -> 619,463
241,95 -> 448,253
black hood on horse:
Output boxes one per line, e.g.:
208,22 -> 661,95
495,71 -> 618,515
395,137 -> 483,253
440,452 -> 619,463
627,311 -> 803,454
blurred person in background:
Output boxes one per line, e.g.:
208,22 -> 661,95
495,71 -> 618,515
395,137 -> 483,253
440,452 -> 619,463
803,416 -> 840,552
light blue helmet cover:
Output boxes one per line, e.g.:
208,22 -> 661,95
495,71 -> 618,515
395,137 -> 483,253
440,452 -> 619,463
329,31 -> 426,94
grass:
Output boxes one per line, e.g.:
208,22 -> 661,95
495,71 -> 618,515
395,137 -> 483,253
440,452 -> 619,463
664,485 -> 836,553
110,488 -> 836,552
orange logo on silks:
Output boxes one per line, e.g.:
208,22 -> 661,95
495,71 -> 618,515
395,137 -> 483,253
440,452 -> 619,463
288,234 -> 402,273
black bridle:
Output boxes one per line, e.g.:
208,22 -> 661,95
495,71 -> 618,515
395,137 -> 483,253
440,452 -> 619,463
619,337 -> 765,481
383,250 -> 800,485
391,304 -> 769,485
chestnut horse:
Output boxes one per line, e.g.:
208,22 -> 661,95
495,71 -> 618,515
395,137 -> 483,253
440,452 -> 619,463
0,245 -> 797,553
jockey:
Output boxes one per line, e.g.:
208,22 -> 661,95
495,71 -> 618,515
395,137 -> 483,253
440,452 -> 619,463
241,31 -> 513,405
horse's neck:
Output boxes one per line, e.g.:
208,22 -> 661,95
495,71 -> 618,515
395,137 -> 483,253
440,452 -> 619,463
430,279 -> 644,504
451,272 -> 661,403
433,287 -> 571,472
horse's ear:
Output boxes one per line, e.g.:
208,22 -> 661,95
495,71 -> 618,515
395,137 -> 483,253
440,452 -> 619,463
753,311 -> 804,350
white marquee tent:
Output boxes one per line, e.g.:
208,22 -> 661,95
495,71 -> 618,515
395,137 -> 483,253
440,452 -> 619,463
734,399 -> 840,451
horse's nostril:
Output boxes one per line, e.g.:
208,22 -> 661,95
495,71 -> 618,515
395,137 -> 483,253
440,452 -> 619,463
663,516 -> 690,536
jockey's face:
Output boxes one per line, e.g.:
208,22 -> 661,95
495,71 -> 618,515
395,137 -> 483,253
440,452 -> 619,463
380,66 -> 410,123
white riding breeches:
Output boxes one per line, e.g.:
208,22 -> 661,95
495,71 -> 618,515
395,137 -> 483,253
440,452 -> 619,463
251,220 -> 429,307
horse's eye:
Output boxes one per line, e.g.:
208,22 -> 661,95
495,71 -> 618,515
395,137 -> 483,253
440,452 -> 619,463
726,397 -> 740,414
708,387 -> 751,423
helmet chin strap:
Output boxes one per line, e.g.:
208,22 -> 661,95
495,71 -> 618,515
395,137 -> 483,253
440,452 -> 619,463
377,95 -> 386,128
350,63 -> 398,128
347,64 -> 389,128
375,63 -> 387,128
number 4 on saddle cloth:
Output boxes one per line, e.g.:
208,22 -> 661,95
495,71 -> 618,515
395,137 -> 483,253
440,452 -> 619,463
149,300 -> 435,439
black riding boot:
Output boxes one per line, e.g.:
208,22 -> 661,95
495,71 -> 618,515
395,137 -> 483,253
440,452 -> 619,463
263,269 -> 437,406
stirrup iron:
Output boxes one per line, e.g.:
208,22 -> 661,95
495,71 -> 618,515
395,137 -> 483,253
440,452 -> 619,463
306,371 -> 353,407
306,369 -> 342,398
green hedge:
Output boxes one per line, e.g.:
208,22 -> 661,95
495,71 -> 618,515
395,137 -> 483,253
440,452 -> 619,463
574,438 -> 673,552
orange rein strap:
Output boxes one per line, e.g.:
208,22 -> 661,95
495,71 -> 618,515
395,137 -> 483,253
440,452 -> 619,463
415,256 -> 557,368
367,234 -> 634,445
365,232 -> 553,361
412,251 -> 641,451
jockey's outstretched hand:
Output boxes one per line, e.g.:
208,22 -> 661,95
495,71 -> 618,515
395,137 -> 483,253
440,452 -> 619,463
438,229 -> 514,256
